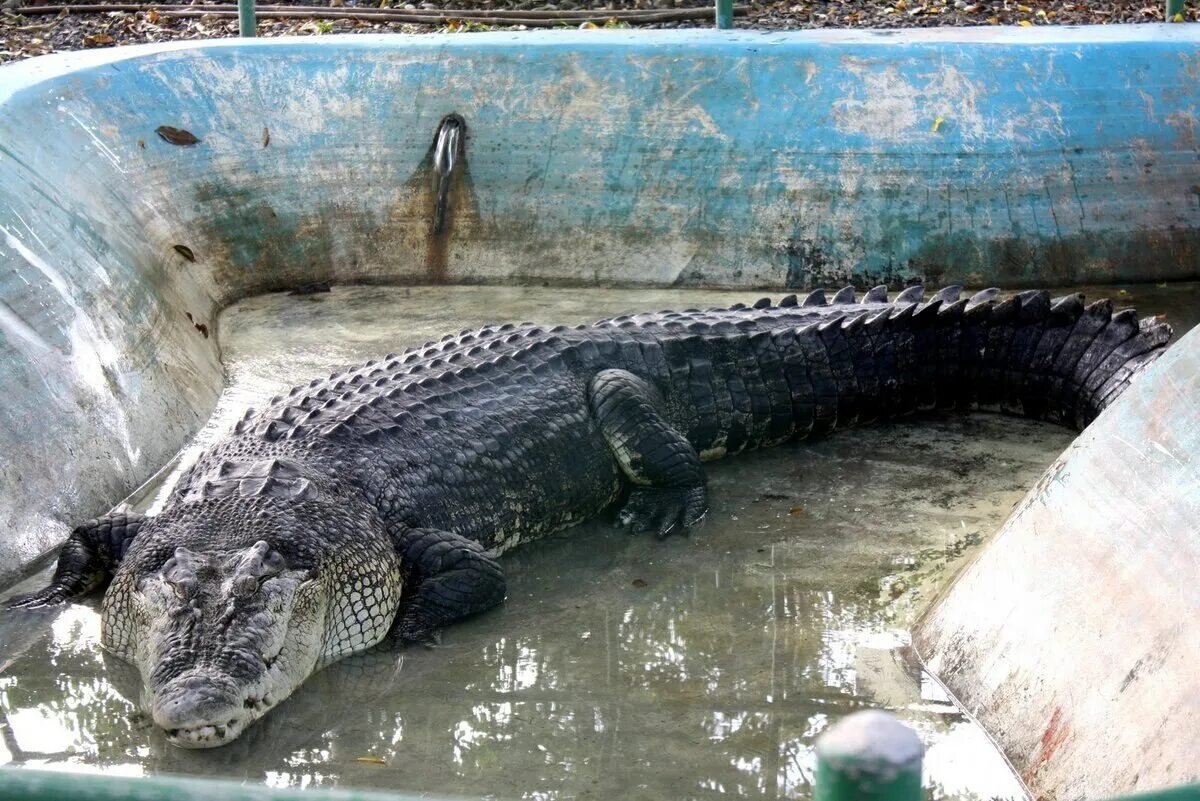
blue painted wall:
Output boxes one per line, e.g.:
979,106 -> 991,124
2,27 -> 1198,298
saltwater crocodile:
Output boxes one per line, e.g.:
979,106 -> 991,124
7,285 -> 1172,748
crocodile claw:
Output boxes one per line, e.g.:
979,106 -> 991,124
615,486 -> 708,540
4,586 -> 70,610
395,621 -> 443,649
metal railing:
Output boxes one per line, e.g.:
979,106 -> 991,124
2,711 -> 1197,801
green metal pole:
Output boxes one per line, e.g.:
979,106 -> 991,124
238,0 -> 256,36
1166,0 -> 1184,21
815,710 -> 924,801
715,0 -> 733,29
0,769 -> 442,801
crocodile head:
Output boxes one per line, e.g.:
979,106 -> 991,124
100,491 -> 403,748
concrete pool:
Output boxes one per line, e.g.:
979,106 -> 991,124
0,26 -> 1197,801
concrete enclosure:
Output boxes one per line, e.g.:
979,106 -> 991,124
916,325 -> 1200,798
0,26 -> 1197,798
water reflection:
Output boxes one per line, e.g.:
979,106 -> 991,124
1,491 -> 1036,800
10,282 -> 1193,800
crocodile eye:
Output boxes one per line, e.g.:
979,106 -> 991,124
231,574 -> 259,598
162,546 -> 201,600
172,578 -> 197,600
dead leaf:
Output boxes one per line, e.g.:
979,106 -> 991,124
789,506 -> 805,516
156,125 -> 200,146
631,578 -> 647,588
83,33 -> 115,46
173,244 -> 196,262
147,7 -> 160,23
262,126 -> 270,147
931,114 -> 945,132
354,756 -> 386,765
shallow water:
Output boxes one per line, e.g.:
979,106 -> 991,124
2,282 -> 1196,800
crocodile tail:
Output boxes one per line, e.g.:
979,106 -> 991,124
776,287 -> 1173,436
905,288 -> 1172,430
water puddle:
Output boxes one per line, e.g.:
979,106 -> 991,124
3,282 -> 1197,800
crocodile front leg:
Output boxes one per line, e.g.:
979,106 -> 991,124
5,513 -> 146,608
390,526 -> 507,644
588,369 -> 708,539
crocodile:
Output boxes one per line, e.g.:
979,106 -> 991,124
7,285 -> 1172,748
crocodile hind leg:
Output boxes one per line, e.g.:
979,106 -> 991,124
390,527 -> 507,644
588,369 -> 708,539
5,513 -> 145,608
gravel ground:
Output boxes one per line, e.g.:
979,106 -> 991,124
1,1 -> 1197,64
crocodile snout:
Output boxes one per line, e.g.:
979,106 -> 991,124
152,672 -> 249,749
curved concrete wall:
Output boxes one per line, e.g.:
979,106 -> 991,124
915,326 -> 1200,798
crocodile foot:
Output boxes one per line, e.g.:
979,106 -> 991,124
616,486 -> 708,539
4,586 -> 71,609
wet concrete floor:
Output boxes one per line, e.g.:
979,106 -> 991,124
2,282 -> 1196,800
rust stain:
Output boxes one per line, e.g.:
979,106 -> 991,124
155,125 -> 200,146
424,212 -> 451,284
423,114 -> 469,284
1022,706 -> 1071,787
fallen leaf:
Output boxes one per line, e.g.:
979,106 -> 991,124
932,114 -> 945,132
354,756 -> 386,765
1017,19 -> 1032,26
789,506 -> 805,516
156,125 -> 200,146
578,20 -> 599,28
147,7 -> 160,23
173,244 -> 196,262
83,33 -> 115,46
262,126 -> 270,147
631,578 -> 647,588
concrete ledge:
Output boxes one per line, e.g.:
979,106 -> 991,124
916,325 -> 1200,799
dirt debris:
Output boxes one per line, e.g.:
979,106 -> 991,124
0,1 -> 1196,64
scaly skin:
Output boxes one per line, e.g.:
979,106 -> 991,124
6,285 -> 1173,748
